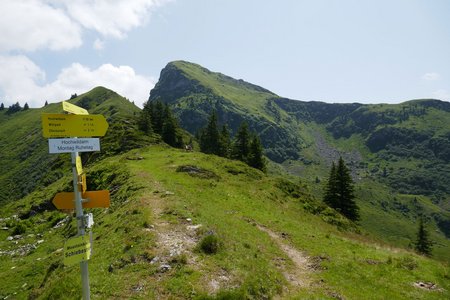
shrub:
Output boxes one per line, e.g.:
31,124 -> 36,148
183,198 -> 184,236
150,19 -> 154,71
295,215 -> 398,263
13,223 -> 27,235
198,234 -> 220,254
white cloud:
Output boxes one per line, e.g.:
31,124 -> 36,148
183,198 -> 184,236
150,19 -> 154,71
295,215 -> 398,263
422,72 -> 440,81
0,0 -> 170,52
0,0 -> 82,52
0,55 -> 154,108
432,89 -> 450,101
62,0 -> 169,39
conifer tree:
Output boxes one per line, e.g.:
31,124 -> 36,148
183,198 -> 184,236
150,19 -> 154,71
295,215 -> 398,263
200,111 -> 220,155
23,102 -> 29,110
231,121 -> 251,162
323,162 -> 338,207
162,106 -> 179,147
323,157 -> 359,221
138,101 -> 153,134
151,101 -> 165,134
415,217 -> 433,256
247,134 -> 266,172
218,125 -> 231,158
44,101 -> 48,106
6,102 -> 21,114
336,157 -> 359,221
0,103 -> 4,110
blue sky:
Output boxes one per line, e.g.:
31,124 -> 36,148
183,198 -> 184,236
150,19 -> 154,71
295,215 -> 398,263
0,0 -> 449,107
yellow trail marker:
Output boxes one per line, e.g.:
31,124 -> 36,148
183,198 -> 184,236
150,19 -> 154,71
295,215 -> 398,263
80,174 -> 87,193
64,235 -> 91,266
62,101 -> 89,115
76,156 -> 83,175
52,190 -> 110,210
41,114 -> 109,138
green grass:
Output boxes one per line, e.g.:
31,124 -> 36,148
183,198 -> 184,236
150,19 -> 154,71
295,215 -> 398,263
1,145 -> 449,299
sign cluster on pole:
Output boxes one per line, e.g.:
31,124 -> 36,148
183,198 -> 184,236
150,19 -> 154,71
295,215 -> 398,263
42,101 -> 110,300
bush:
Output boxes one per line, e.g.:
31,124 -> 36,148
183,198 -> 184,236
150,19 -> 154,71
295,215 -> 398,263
198,234 -> 220,254
13,223 -> 27,235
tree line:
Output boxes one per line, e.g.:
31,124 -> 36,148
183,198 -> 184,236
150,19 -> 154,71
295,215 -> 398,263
198,111 -> 266,172
0,102 -> 30,114
137,100 -> 184,148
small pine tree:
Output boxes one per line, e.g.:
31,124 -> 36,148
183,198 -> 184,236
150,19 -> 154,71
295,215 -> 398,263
218,125 -> 231,158
162,111 -> 178,147
415,217 -> 433,256
323,157 -> 359,221
200,111 -> 220,155
336,157 -> 359,221
323,162 -> 338,208
6,102 -> 21,114
137,101 -> 153,134
151,101 -> 165,134
23,102 -> 29,110
231,122 -> 251,162
0,103 -> 4,110
247,135 -> 266,172
44,100 -> 48,106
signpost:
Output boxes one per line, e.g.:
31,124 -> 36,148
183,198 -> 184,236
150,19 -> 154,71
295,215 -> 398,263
42,101 -> 109,300
63,101 -> 89,115
41,114 -> 109,138
52,190 -> 110,210
64,235 -> 91,266
48,138 -> 100,153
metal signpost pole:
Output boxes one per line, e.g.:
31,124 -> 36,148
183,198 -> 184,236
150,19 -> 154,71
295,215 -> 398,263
71,150 -> 90,300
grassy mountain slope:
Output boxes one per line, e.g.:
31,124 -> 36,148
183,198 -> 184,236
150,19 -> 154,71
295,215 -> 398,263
149,61 -> 303,162
1,145 -> 449,299
148,61 -> 450,262
0,86 -> 151,205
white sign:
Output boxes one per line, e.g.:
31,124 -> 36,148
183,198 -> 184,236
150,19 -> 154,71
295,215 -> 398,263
48,138 -> 100,153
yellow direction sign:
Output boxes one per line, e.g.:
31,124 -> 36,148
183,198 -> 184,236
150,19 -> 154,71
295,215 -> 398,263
64,235 -> 91,266
62,101 -> 89,115
41,114 -> 109,138
52,190 -> 110,210
76,156 -> 83,175
79,174 -> 87,193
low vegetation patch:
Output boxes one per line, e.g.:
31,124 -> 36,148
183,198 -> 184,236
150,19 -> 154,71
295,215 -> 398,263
176,165 -> 220,180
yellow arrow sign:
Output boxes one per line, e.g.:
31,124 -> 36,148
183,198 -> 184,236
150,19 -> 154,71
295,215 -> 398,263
64,235 -> 91,266
41,114 -> 109,138
52,190 -> 110,210
62,101 -> 89,115
76,156 -> 83,175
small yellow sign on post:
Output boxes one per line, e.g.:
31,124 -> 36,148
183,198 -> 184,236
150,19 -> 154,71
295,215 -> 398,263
62,101 -> 89,115
80,174 -> 87,193
41,114 -> 109,138
64,235 -> 91,266
76,156 -> 83,175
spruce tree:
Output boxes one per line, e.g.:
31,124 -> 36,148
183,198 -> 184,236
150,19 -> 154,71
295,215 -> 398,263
218,125 -> 231,158
23,102 -> 29,110
323,162 -> 338,208
231,121 -> 251,162
200,111 -> 220,155
151,101 -> 165,134
44,101 -> 48,106
323,157 -> 359,221
138,101 -> 153,134
336,157 -> 359,221
247,135 -> 266,172
415,217 -> 433,256
161,105 -> 178,147
0,103 -> 4,110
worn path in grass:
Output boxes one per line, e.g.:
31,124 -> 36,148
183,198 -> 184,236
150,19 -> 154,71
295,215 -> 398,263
257,224 -> 313,295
